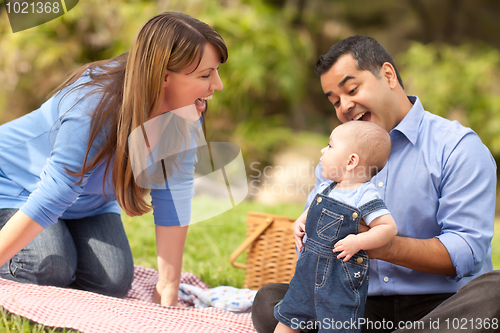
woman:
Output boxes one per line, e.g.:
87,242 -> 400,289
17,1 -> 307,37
0,12 -> 227,306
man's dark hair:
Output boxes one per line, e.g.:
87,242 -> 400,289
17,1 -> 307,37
315,35 -> 404,89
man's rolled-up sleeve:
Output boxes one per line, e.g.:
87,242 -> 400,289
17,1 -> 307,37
436,132 -> 496,280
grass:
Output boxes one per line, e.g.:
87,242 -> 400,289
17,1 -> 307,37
2,200 -> 500,331
0,309 -> 76,333
123,197 -> 305,287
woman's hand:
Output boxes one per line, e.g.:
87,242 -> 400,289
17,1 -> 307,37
153,280 -> 182,307
154,225 -> 188,307
0,211 -> 44,267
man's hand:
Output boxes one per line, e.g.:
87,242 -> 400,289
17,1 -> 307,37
294,210 -> 308,252
334,234 -> 362,262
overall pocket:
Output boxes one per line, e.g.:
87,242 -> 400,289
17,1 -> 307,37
342,251 -> 369,292
316,208 -> 344,242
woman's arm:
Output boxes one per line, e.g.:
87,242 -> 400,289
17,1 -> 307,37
153,224 -> 189,307
0,211 -> 44,267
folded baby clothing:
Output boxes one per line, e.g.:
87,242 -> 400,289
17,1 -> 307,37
178,284 -> 257,312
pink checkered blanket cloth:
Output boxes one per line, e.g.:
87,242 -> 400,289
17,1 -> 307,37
0,266 -> 257,333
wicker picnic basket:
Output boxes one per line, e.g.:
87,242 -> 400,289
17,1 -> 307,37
229,211 -> 297,290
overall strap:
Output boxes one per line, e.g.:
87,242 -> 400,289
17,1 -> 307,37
320,181 -> 337,195
358,199 -> 387,219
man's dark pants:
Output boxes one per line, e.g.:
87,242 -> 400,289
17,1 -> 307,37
251,271 -> 500,333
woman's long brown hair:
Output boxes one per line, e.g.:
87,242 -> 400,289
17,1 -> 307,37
49,12 -> 228,216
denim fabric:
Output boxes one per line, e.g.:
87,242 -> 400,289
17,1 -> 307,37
0,209 -> 134,298
275,182 -> 382,333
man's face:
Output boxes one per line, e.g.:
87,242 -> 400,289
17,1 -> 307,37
320,54 -> 399,132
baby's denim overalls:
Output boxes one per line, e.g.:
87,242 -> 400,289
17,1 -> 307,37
274,181 -> 387,333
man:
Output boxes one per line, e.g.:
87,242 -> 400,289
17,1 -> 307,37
252,36 -> 500,333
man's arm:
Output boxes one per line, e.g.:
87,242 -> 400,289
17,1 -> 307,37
366,132 -> 495,278
366,236 -> 456,276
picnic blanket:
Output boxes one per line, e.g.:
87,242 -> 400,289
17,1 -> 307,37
0,266 -> 257,333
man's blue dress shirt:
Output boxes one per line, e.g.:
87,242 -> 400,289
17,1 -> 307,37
306,96 -> 496,295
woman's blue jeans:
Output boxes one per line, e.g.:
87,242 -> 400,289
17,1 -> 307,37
0,209 -> 134,298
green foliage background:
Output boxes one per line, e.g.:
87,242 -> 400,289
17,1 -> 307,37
1,0 -> 500,171
0,0 -> 318,168
1,0 -> 500,167
398,42 -> 500,157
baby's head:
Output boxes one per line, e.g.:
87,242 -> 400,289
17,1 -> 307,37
320,121 -> 391,183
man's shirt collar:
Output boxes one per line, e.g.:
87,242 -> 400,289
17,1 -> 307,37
390,95 -> 424,146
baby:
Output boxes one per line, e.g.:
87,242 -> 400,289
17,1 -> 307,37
274,121 -> 398,333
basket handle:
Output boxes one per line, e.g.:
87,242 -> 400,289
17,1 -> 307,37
229,217 -> 274,269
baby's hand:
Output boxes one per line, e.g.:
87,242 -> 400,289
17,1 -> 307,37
333,234 -> 361,262
294,214 -> 306,252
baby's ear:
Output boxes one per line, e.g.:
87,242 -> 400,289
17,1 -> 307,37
346,153 -> 359,171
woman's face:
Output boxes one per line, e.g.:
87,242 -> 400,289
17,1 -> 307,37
151,42 -> 223,120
